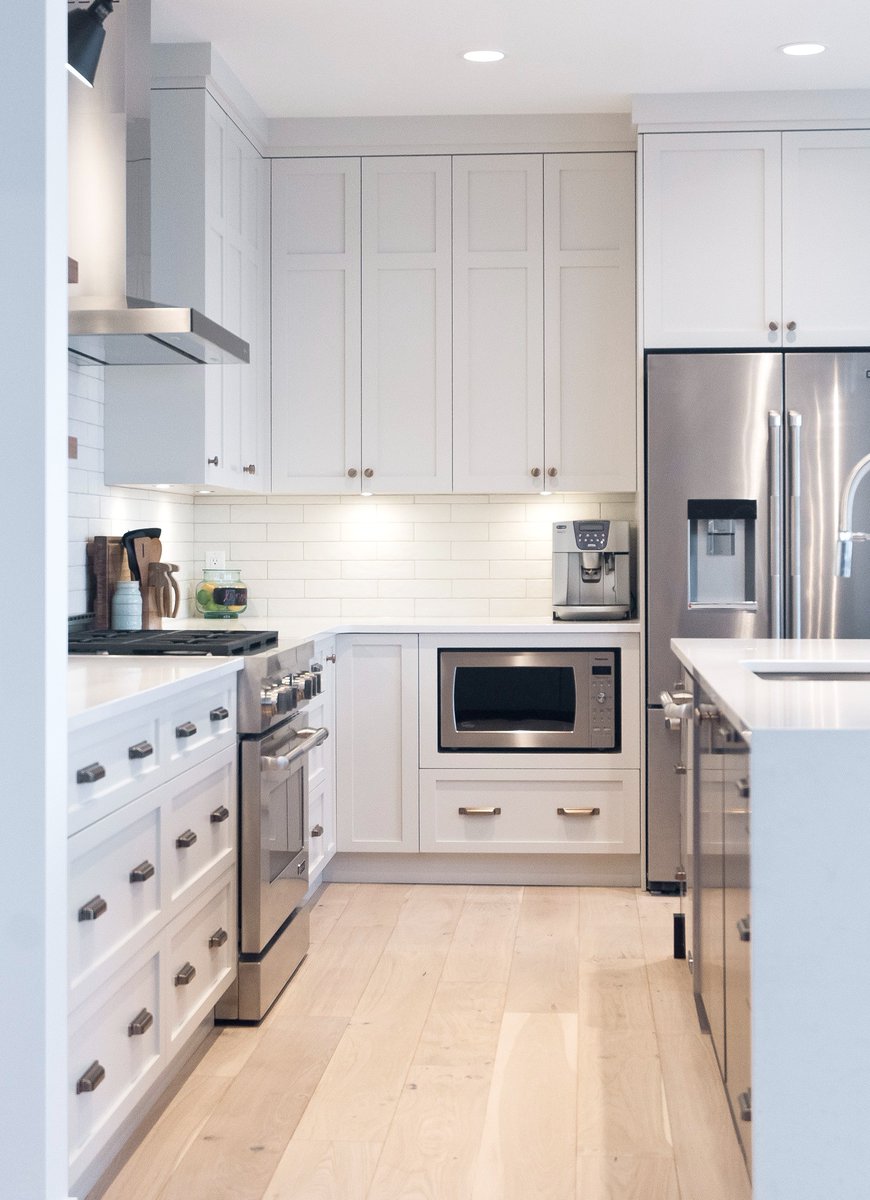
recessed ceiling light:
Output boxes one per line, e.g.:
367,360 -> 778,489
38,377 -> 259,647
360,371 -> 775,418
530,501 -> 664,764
463,49 -> 505,63
780,42 -> 826,56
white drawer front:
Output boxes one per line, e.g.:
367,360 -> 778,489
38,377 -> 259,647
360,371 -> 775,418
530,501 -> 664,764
167,872 -> 235,1049
165,747 -> 236,912
69,942 -> 162,1177
419,769 -> 640,854
69,793 -> 163,999
162,679 -> 236,774
69,708 -> 162,834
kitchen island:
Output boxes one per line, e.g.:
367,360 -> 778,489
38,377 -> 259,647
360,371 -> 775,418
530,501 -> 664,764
672,638 -> 870,1200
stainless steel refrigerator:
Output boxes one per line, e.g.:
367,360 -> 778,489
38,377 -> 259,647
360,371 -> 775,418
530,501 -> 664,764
645,350 -> 870,889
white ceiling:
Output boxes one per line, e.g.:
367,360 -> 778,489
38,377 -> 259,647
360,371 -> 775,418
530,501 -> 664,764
151,0 -> 870,120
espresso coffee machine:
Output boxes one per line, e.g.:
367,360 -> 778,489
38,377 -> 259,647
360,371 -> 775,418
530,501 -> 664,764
552,520 -> 632,620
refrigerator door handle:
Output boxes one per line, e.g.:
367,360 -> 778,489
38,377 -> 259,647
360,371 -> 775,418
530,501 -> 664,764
768,411 -> 783,639
788,410 -> 802,639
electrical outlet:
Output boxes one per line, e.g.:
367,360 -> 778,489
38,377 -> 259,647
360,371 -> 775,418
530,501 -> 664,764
205,550 -> 226,569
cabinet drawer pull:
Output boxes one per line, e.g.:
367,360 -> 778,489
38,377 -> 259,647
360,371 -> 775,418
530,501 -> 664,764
458,806 -> 501,816
243,463 -> 256,475
557,806 -> 601,817
127,1008 -> 154,1037
310,823 -> 324,838
176,829 -> 197,849
210,706 -> 229,722
76,1061 -> 106,1094
78,895 -> 108,921
76,762 -> 106,784
738,1089 -> 752,1122
129,860 -> 155,883
128,740 -> 154,760
175,721 -> 197,739
208,928 -> 228,949
174,962 -> 196,987
210,805 -> 230,824
735,777 -> 750,799
208,455 -> 219,466
737,915 -> 751,943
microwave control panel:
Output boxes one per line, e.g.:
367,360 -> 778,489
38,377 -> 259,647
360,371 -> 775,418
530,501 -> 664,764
588,653 -> 616,748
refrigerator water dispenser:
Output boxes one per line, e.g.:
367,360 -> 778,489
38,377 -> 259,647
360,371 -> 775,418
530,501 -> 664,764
687,499 -> 757,609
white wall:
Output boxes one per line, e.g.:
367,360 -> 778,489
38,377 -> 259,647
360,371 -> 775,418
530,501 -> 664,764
68,359 -> 196,617
193,492 -> 637,620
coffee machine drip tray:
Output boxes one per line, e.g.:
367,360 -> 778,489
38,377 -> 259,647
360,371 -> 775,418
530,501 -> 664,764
552,520 -> 632,620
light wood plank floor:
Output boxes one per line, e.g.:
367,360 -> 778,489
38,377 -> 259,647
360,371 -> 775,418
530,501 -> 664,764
89,885 -> 751,1200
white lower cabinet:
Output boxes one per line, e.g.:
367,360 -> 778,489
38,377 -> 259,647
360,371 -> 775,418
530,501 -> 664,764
68,672 -> 239,1196
336,634 -> 419,852
306,637 -> 337,887
419,769 -> 640,854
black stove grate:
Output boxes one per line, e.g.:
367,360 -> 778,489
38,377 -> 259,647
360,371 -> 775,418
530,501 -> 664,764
68,629 -> 280,656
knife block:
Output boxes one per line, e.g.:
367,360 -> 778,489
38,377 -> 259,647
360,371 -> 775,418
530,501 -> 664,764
88,536 -> 162,630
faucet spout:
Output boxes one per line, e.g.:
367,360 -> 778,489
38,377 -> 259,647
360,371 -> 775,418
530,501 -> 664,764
835,452 -> 870,577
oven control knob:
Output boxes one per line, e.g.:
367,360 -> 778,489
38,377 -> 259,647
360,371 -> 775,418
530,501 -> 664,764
276,687 -> 296,714
260,692 -> 277,721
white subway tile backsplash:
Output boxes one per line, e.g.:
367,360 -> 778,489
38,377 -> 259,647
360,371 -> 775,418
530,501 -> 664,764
414,559 -> 490,579
267,598 -> 342,617
382,579 -> 451,599
414,598 -> 490,617
305,579 -> 378,599
451,578 -> 527,599
341,598 -> 415,618
343,560 -> 414,579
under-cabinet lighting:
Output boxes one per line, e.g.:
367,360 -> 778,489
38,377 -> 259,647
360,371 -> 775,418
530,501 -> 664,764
196,489 -> 214,495
780,42 -> 826,55
463,49 -> 505,63
154,484 -> 172,490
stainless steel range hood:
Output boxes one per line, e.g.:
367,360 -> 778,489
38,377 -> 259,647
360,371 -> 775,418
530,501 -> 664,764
67,0 -> 249,367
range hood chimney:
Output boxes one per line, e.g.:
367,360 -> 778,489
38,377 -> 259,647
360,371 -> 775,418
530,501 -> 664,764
67,0 -> 249,366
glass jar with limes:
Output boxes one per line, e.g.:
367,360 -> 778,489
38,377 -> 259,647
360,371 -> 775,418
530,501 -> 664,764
195,568 -> 248,618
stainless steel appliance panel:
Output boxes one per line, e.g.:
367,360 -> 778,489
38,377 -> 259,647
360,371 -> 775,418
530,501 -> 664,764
646,352 -> 783,701
785,352 -> 870,638
646,706 -> 685,887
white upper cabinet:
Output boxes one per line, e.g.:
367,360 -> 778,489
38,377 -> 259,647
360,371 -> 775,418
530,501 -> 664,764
453,155 -> 545,493
544,153 -> 636,493
643,128 -> 870,349
271,156 -> 452,494
781,130 -> 870,348
642,132 -> 782,349
361,156 -> 453,493
271,158 -> 362,494
105,90 -> 271,490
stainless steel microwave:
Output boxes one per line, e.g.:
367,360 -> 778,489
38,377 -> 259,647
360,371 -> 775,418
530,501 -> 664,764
438,648 -> 620,752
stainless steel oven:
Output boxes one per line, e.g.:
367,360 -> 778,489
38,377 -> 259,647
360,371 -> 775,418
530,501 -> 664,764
438,648 -> 620,752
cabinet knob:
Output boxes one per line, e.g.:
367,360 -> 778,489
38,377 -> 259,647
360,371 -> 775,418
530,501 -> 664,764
174,962 -> 197,987
347,468 -> 358,478
530,467 -> 542,478
128,740 -> 153,760
768,321 -> 779,332
363,467 -> 374,478
207,456 -> 219,466
129,860 -> 155,883
208,928 -> 228,949
547,467 -> 558,478
786,321 -> 797,332
242,463 -> 256,474
76,1061 -> 106,1094
76,762 -> 106,785
127,1008 -> 154,1037
175,829 -> 198,849
78,895 -> 108,922
175,721 -> 197,739
326,653 -> 336,663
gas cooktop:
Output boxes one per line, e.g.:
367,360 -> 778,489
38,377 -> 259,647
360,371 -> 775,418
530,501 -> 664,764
68,629 -> 280,656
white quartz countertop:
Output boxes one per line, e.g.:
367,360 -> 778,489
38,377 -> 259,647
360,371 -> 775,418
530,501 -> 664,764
69,655 -> 243,730
671,638 -> 870,734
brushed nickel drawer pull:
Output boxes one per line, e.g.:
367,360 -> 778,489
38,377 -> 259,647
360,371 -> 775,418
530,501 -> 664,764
458,806 -> 501,816
175,829 -> 197,849
76,1061 -> 106,1094
76,762 -> 106,784
174,962 -> 196,987
210,706 -> 229,722
128,740 -> 154,760
175,721 -> 197,739
737,915 -> 751,943
735,777 -> 750,799
129,860 -> 155,883
310,823 -> 324,837
78,895 -> 108,921
557,806 -> 601,816
738,1089 -> 752,1122
210,806 -> 230,824
127,1008 -> 154,1037
208,928 -> 228,949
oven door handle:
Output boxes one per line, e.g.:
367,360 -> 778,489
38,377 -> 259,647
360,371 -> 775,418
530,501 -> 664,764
261,726 -> 329,772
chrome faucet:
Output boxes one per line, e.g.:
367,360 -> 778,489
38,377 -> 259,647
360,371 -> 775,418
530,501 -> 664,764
836,452 -> 870,576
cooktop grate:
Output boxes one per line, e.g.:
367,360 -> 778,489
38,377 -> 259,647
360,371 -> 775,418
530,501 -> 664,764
68,629 -> 280,656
